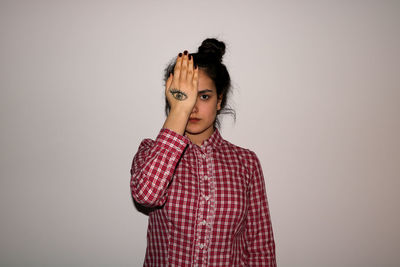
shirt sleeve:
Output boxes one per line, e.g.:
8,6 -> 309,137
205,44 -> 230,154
130,128 -> 189,207
246,152 -> 276,266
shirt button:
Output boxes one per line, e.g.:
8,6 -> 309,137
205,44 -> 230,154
199,243 -> 205,249
199,220 -> 207,226
203,175 -> 208,180
203,195 -> 210,201
201,154 -> 206,159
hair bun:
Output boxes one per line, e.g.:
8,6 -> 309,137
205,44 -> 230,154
198,38 -> 226,62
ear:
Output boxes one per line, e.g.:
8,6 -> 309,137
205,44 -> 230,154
217,95 -> 222,111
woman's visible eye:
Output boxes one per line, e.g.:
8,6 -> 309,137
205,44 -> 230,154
200,94 -> 210,100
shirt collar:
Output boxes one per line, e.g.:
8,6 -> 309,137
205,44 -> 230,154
187,128 -> 224,151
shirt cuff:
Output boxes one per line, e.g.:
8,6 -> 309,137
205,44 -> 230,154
155,128 -> 190,152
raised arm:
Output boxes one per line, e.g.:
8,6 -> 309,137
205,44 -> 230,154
130,128 -> 188,207
130,51 -> 198,207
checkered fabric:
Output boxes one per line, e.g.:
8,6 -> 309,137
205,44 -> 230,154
131,128 -> 276,266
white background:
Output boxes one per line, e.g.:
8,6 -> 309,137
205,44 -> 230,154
1,0 -> 399,266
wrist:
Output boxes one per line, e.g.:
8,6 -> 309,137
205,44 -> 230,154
169,105 -> 193,117
162,108 -> 191,135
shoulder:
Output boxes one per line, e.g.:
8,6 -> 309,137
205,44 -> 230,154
218,138 -> 261,172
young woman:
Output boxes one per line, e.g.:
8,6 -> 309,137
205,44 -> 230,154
131,38 -> 276,266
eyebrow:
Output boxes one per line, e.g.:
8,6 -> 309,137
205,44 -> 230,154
198,89 -> 213,94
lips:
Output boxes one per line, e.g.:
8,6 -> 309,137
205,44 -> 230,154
189,118 -> 200,122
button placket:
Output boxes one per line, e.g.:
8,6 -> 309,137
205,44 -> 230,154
193,147 -> 215,266
194,148 -> 208,266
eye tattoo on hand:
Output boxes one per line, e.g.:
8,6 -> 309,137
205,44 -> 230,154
169,88 -> 188,101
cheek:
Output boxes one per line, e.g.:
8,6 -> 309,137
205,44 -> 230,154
206,102 -> 218,116
197,98 -> 218,117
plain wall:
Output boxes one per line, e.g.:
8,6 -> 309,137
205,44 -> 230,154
1,0 -> 399,266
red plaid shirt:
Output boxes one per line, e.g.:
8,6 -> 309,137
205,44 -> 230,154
131,128 -> 276,266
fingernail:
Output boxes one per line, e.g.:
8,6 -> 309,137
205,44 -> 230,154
178,53 -> 182,57
188,54 -> 192,60
184,50 -> 188,55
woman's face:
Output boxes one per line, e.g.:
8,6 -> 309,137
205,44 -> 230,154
185,69 -> 222,145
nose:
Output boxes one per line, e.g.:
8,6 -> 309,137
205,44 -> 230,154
191,100 -> 199,114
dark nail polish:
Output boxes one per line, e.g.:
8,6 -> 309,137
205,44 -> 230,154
178,53 -> 182,57
184,50 -> 188,55
188,54 -> 192,60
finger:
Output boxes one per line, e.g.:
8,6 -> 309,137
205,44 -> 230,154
180,50 -> 188,81
187,53 -> 194,82
165,73 -> 173,92
192,66 -> 199,90
173,52 -> 183,82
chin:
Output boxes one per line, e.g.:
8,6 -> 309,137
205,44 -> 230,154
185,127 -> 204,135
186,124 -> 213,135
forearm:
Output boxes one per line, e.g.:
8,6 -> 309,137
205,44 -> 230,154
130,129 -> 189,207
162,107 -> 191,135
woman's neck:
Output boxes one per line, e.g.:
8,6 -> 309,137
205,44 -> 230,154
185,127 -> 215,146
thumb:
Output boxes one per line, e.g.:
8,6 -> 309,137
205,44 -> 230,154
165,73 -> 173,92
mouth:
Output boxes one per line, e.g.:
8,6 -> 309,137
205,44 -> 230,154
188,118 -> 200,123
